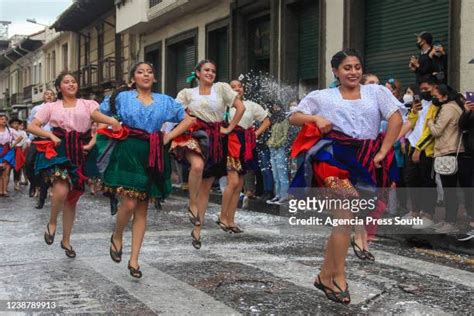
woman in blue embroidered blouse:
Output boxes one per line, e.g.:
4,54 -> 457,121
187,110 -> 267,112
99,62 -> 194,278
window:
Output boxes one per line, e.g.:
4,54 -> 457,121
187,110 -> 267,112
62,43 -> 68,72
51,51 -> 56,80
149,0 -> 162,8
207,20 -> 229,82
145,41 -> 162,92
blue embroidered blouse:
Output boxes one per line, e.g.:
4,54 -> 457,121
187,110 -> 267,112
100,90 -> 185,133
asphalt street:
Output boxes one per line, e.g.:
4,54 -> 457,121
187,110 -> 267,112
0,190 -> 472,315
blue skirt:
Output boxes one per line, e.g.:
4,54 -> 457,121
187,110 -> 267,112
0,144 -> 15,168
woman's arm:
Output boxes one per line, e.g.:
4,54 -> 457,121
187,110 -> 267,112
83,133 -> 97,152
427,106 -> 452,138
398,120 -> 413,140
222,97 -> 245,134
374,111 -> 403,167
163,114 -> 196,145
255,117 -> 271,137
26,118 -> 61,146
289,112 -> 332,133
90,110 -> 121,132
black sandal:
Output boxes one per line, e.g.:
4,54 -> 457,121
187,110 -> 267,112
191,230 -> 201,249
44,224 -> 55,245
333,280 -> 351,305
215,218 -> 231,233
363,250 -> 375,261
109,233 -> 122,263
351,237 -> 367,260
229,226 -> 244,234
60,241 -> 76,258
188,208 -> 201,226
313,275 -> 341,304
128,261 -> 142,278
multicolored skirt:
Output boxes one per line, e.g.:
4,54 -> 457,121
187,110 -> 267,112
98,135 -> 172,200
170,120 -> 227,179
226,127 -> 258,175
0,144 -> 15,168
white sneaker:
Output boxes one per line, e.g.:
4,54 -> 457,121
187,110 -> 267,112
412,217 -> 435,230
266,196 -> 280,205
456,230 -> 474,241
242,196 -> 249,209
434,222 -> 459,234
274,197 -> 289,205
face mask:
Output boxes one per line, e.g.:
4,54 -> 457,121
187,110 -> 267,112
403,94 -> 413,104
432,97 -> 446,107
420,91 -> 432,101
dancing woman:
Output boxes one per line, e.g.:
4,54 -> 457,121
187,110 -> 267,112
98,62 -> 194,278
171,59 -> 245,248
0,114 -> 22,196
289,49 -> 402,304
27,71 -> 122,258
216,79 -> 270,233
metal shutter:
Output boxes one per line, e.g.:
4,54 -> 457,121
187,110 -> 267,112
216,28 -> 229,82
176,41 -> 196,93
298,1 -> 319,80
364,0 -> 449,86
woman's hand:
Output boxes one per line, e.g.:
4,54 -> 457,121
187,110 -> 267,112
163,134 -> 171,145
412,149 -> 421,163
220,126 -> 232,135
111,119 -> 122,132
373,150 -> 387,168
464,101 -> 474,112
314,116 -> 333,134
50,134 -> 61,147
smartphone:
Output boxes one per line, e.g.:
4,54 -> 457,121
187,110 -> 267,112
466,91 -> 474,103
413,95 -> 421,103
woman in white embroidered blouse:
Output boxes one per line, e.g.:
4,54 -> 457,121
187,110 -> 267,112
171,60 -> 245,249
290,49 -> 402,304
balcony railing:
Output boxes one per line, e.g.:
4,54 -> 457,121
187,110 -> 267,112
99,57 -> 117,84
10,92 -> 24,105
81,64 -> 98,88
23,85 -> 34,103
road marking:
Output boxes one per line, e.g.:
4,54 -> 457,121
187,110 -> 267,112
84,257 -> 240,316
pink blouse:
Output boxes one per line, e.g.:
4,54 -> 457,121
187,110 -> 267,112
34,99 -> 99,133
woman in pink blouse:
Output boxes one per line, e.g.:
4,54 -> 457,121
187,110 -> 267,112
28,72 -> 121,258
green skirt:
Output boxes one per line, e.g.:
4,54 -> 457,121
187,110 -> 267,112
98,134 -> 172,200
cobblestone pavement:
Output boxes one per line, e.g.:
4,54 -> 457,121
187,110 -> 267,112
0,191 -> 472,315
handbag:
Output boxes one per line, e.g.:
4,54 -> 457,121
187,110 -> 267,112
433,133 -> 464,175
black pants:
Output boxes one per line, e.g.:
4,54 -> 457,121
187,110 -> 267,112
404,147 -> 437,215
439,154 -> 474,222
25,144 -> 48,202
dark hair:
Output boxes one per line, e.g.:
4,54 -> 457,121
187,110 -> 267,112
108,62 -> 157,116
418,32 -> 433,45
330,49 -> 363,69
361,73 -> 378,84
403,84 -> 420,96
434,84 -> 465,109
418,74 -> 437,86
194,59 -> 217,81
54,71 -> 79,100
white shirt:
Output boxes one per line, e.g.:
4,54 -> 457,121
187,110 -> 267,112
292,84 -> 402,140
407,100 -> 433,147
229,100 -> 268,129
0,127 -> 18,145
28,103 -> 52,140
14,130 -> 29,148
176,82 -> 238,123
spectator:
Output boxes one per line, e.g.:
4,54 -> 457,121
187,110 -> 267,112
403,75 -> 439,229
409,31 -> 435,84
456,96 -> 474,240
266,101 -> 290,205
361,73 -> 380,85
385,78 -> 402,100
430,40 -> 448,84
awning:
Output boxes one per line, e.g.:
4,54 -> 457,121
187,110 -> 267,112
51,0 -> 115,32
0,38 -> 43,71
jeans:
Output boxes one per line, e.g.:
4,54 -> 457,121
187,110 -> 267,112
270,147 -> 289,200
257,146 -> 273,194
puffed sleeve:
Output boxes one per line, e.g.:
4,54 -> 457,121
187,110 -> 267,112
100,95 -> 112,116
375,85 -> 403,120
219,82 -> 238,107
251,101 -> 269,122
84,99 -> 99,116
291,90 -> 320,115
164,95 -> 186,123
176,89 -> 190,109
34,102 -> 53,125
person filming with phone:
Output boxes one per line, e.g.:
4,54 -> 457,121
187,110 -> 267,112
430,40 -> 448,84
409,31 -> 435,84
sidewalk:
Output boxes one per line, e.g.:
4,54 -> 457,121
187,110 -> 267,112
171,186 -> 474,256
